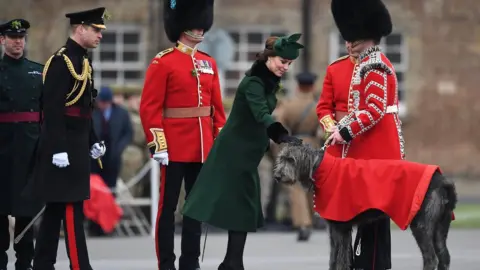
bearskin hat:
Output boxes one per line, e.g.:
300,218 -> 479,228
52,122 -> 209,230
331,0 -> 392,42
163,0 -> 214,43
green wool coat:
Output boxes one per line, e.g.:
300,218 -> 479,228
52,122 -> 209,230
182,61 -> 281,232
0,54 -> 44,216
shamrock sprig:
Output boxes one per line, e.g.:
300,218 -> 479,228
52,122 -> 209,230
191,69 -> 198,77
11,20 -> 21,29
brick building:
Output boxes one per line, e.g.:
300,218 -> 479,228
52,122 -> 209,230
2,0 -> 479,176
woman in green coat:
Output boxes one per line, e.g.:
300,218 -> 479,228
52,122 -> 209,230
182,33 -> 304,270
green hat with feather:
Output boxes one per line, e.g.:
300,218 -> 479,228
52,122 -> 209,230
273,33 -> 304,60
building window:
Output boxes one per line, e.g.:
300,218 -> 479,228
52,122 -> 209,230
329,32 -> 408,117
89,25 -> 147,88
224,27 -> 293,97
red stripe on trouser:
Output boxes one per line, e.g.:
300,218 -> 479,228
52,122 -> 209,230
155,165 -> 167,269
65,204 -> 80,270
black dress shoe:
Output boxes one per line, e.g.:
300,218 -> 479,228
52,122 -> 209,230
218,262 -> 244,270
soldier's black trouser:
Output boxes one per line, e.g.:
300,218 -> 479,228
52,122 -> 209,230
352,217 -> 391,270
156,162 -> 202,270
33,202 -> 92,270
0,215 -> 34,270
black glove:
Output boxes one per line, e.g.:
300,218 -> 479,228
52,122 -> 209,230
267,122 -> 303,145
278,134 -> 303,145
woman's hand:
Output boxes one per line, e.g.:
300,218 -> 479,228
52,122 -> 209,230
278,134 -> 303,145
266,122 -> 303,145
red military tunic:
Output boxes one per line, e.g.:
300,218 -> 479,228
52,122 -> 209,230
316,55 -> 358,158
316,46 -> 404,160
139,42 -> 227,162
312,152 -> 440,230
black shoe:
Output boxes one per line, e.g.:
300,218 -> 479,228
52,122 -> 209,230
16,261 -> 34,270
218,262 -> 244,270
297,226 -> 312,242
179,266 -> 200,270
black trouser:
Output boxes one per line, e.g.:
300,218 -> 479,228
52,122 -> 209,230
352,217 -> 391,270
33,202 -> 92,270
0,215 -> 34,269
156,162 -> 202,270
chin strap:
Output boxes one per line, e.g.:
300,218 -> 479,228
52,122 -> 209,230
184,30 -> 204,41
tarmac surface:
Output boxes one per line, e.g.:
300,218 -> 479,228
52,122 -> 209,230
7,229 -> 479,269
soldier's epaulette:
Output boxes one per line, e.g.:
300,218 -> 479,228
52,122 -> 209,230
52,47 -> 67,58
358,51 -> 393,78
197,50 -> 210,57
329,55 -> 349,66
154,48 -> 174,59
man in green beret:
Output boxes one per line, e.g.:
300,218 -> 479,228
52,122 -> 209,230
0,18 -> 44,270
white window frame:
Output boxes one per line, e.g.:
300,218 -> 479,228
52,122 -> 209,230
90,24 -> 147,88
329,31 -> 409,118
223,26 -> 295,97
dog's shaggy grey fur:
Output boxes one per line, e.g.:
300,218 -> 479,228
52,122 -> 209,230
273,144 -> 457,270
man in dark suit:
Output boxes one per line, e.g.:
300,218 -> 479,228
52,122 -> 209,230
91,86 -> 133,191
88,86 -> 132,237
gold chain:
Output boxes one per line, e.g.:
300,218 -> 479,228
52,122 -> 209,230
43,49 -> 92,107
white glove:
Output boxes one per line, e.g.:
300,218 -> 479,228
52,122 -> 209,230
90,142 -> 106,159
52,152 -> 69,168
153,151 -> 169,166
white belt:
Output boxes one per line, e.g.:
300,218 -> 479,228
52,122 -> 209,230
355,105 -> 398,116
386,105 -> 398,114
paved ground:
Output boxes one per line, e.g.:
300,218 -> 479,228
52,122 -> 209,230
7,229 -> 479,269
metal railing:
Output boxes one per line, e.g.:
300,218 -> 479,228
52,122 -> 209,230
113,159 -> 159,237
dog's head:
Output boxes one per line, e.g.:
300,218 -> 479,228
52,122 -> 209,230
272,143 -> 324,190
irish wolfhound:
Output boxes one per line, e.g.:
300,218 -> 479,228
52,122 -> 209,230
272,143 -> 457,270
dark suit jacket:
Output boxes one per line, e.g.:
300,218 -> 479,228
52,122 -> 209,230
92,104 -> 133,167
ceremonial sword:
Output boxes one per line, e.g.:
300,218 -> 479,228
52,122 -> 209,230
15,142 -> 105,244
14,205 -> 45,244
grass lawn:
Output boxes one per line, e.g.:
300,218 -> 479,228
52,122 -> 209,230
391,203 -> 480,229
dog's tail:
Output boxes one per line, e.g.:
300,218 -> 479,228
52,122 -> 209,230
442,174 -> 458,213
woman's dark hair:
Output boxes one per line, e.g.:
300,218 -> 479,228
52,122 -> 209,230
256,36 -> 279,61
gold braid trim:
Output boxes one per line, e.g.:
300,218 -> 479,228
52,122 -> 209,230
319,115 -> 337,130
319,115 -> 337,140
148,128 -> 168,153
43,49 -> 92,107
